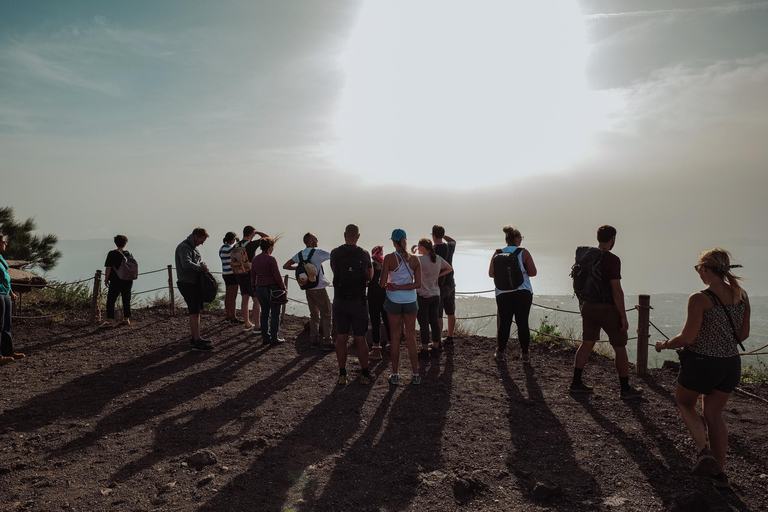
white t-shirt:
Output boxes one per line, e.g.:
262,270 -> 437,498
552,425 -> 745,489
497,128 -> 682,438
292,247 -> 331,289
417,255 -> 449,298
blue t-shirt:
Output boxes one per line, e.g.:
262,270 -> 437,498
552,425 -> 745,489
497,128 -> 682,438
0,255 -> 11,295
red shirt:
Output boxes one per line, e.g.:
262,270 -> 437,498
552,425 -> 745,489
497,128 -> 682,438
250,252 -> 285,290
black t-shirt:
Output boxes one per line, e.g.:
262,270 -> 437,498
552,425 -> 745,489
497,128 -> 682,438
600,251 -> 621,305
238,239 -> 261,262
434,242 -> 456,286
105,249 -> 130,283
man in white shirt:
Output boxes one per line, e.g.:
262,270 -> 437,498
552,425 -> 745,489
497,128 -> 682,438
284,232 -> 333,350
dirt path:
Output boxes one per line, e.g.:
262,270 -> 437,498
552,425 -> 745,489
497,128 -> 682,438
1,307 -> 766,511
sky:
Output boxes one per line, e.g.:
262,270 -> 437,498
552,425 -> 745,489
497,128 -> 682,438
2,0 -> 768,295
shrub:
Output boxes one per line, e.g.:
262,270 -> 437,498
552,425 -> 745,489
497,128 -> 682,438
741,362 -> 768,385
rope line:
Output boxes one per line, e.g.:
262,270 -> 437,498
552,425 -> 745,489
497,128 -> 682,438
132,287 -> 168,296
649,320 -> 671,341
11,313 -> 62,319
137,268 -> 167,276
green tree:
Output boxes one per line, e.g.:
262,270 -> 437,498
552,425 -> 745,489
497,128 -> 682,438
0,206 -> 62,272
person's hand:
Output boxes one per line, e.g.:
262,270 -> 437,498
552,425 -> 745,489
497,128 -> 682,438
620,315 -> 628,332
655,340 -> 666,353
10,291 -> 17,301
386,283 -> 400,291
494,249 -> 502,255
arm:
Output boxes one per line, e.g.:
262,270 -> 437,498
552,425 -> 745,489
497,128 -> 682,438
444,235 -> 456,246
104,266 -> 112,285
439,260 -> 453,278
386,258 -> 421,291
379,255 -> 392,289
255,230 -> 269,239
610,279 -> 628,331
283,257 -> 297,271
522,249 -> 537,277
488,249 -> 501,278
179,246 -> 207,273
655,293 -> 707,351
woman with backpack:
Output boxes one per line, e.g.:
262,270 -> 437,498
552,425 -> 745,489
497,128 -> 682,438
219,231 -> 240,324
104,234 -> 136,326
367,245 -> 391,360
655,248 -> 750,489
380,229 -> 422,385
416,238 -> 452,359
488,225 -> 537,363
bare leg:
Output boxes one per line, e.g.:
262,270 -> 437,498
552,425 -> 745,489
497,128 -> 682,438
574,339 -> 596,369
403,312 -> 419,374
355,335 -> 369,369
241,295 -> 251,328
676,383 -> 708,452
702,390 -> 731,473
335,333 -> 348,370
388,313 -> 403,374
613,345 -> 630,378
252,296 -> 261,329
189,313 -> 201,340
447,314 -> 456,337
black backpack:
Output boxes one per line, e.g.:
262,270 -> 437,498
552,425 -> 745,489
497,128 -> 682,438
570,246 -> 610,303
334,247 -> 367,300
295,249 -> 318,291
493,248 -> 525,291
199,272 -> 219,303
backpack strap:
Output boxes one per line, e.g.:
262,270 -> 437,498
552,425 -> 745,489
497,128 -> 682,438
702,289 -> 745,351
307,248 -> 316,263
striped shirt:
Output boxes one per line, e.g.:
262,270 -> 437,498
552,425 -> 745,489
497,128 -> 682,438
219,244 -> 235,275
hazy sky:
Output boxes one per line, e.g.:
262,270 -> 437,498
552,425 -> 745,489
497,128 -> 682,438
2,1 -> 768,294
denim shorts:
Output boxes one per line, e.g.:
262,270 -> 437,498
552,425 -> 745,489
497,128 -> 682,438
384,298 -> 418,315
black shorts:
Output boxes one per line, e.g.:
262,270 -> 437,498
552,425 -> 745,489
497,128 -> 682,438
223,274 -> 238,286
678,351 -> 741,395
235,274 -> 253,296
178,282 -> 203,315
439,284 -> 456,316
333,298 -> 369,337
580,302 -> 628,347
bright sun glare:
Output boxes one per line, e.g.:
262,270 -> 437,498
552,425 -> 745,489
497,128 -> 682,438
334,1 -> 619,188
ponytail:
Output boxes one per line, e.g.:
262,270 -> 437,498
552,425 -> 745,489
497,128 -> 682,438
698,248 -> 746,302
419,238 -> 436,263
396,238 -> 410,261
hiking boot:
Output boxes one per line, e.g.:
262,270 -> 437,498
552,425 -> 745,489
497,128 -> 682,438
521,352 -> 530,364
192,341 -> 213,352
430,345 -> 440,357
691,447 -> 717,476
418,349 -> 430,360
443,336 -> 455,347
368,348 -> 382,360
493,350 -> 505,362
709,472 -> 731,489
310,340 -> 320,349
620,386 -> 644,400
388,374 -> 399,386
569,382 -> 594,394
411,374 -> 422,385
11,353 -> 26,360
323,342 -> 335,352
337,373 -> 348,386
360,372 -> 371,385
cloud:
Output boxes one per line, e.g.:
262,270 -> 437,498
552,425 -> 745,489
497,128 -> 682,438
585,2 -> 768,20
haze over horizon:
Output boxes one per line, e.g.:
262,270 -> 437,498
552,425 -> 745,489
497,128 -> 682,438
3,1 -> 768,294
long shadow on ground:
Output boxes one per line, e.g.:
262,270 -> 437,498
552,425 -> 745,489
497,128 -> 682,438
500,363 -> 600,510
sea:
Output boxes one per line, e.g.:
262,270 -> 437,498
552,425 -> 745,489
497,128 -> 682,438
38,236 -> 768,370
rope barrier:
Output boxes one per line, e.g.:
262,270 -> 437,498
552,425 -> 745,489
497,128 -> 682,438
532,302 -> 581,315
649,320 -> 671,341
11,313 -> 62,320
137,268 -> 167,276
456,289 -> 494,295
288,297 -> 309,306
131,287 -> 168,296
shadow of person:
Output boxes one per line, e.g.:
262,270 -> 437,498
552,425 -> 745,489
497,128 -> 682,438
303,349 -> 455,511
501,362 -> 601,509
196,372 -> 377,511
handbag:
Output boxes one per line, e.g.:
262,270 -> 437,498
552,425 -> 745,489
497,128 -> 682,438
269,287 -> 288,305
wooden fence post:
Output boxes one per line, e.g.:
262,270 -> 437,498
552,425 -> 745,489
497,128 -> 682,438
281,274 -> 289,324
167,265 -> 176,317
90,270 -> 102,323
636,294 -> 650,376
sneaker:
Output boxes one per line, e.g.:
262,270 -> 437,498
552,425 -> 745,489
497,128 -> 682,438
569,382 -> 594,394
0,356 -> 14,364
11,353 -> 25,360
268,338 -> 285,346
388,374 -> 399,386
709,472 -> 731,489
337,373 -> 348,386
243,325 -> 253,332
521,352 -> 530,364
620,386 -> 644,400
224,318 -> 233,325
443,337 -> 455,347
310,340 -> 320,349
360,372 -> 371,385
493,350 -> 505,362
368,348 -> 382,360
322,342 -> 335,352
120,319 -> 131,326
418,349 -> 430,360
234,318 -> 245,324
430,345 -> 440,357
192,341 -> 213,352
252,328 -> 262,335
691,447 -> 717,476
411,374 -> 422,385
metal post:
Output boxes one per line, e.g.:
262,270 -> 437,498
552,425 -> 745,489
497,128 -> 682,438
637,294 -> 650,376
168,265 -> 176,317
281,274 -> 289,324
90,270 -> 102,323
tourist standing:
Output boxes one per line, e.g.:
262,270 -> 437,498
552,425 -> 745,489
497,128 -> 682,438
416,238 -> 452,359
219,231 -> 240,324
175,228 -> 212,351
432,225 -> 457,346
381,229 -> 422,385
488,225 -> 536,362
0,233 -> 22,363
283,232 -> 333,350
103,234 -> 136,327
367,245 -> 390,361
250,237 -> 286,346
232,226 -> 268,333
655,249 -> 750,489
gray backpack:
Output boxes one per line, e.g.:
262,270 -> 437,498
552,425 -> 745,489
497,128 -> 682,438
115,251 -> 139,281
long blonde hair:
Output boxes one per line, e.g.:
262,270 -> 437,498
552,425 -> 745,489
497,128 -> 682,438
698,248 -> 745,302
395,238 -> 410,261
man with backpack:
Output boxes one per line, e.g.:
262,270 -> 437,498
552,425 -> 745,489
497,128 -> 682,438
231,225 -> 268,333
283,232 -> 333,350
330,224 -> 373,385
103,234 -> 138,326
175,227 -> 213,351
570,225 -> 643,400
